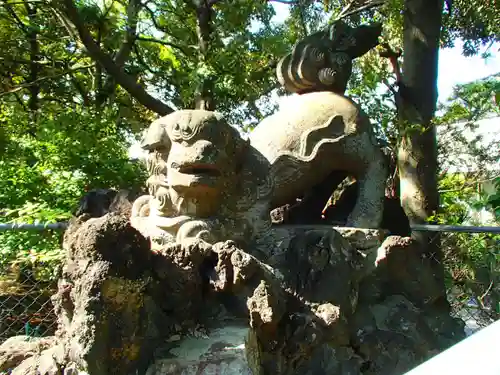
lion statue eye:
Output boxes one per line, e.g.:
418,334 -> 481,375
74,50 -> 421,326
170,123 -> 183,142
170,121 -> 198,142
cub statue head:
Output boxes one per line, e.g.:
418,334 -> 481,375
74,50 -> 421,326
277,20 -> 382,95
131,110 -> 274,251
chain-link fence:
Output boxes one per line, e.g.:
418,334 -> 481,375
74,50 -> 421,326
0,224 -> 62,343
437,228 -> 500,336
0,225 -> 498,342
0,262 -> 58,342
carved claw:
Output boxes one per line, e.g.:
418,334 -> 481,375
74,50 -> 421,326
176,220 -> 217,245
131,195 -> 152,218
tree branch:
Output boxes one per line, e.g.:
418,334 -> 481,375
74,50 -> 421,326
438,174 -> 500,193
136,36 -> 192,54
142,5 -> 187,42
0,56 -> 69,68
13,92 -> 28,111
53,0 -> 174,115
114,0 -> 140,67
101,0 -> 116,19
336,0 -> 386,21
267,0 -> 298,4
70,74 -> 91,106
293,0 -> 309,36
247,100 -> 264,122
1,0 -> 45,4
140,5 -> 195,56
0,64 -> 94,96
133,44 -> 160,75
2,2 -> 29,33
97,0 -> 141,107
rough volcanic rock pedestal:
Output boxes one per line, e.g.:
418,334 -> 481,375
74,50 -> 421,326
1,220 -> 465,375
2,214 -> 172,375
52,214 -> 171,375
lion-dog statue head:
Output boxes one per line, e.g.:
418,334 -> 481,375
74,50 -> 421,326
131,110 -> 274,251
276,20 -> 382,95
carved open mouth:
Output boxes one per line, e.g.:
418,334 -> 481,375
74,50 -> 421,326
177,164 -> 221,177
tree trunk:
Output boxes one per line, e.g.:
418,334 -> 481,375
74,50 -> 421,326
25,2 -> 39,115
194,0 -> 215,111
397,0 -> 446,301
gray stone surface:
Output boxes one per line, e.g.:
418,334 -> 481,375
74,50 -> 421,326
146,325 -> 251,375
0,336 -> 57,373
249,91 -> 388,229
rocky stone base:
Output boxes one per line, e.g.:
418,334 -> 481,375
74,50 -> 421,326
145,321 -> 250,375
0,214 -> 464,375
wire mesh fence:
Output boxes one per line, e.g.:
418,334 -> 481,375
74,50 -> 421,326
0,262 -> 58,343
0,224 -> 498,342
0,225 -> 63,343
438,229 -> 500,336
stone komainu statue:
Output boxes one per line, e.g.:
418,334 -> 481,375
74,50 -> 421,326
130,20 -> 391,250
130,110 -> 275,253
250,20 -> 389,229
